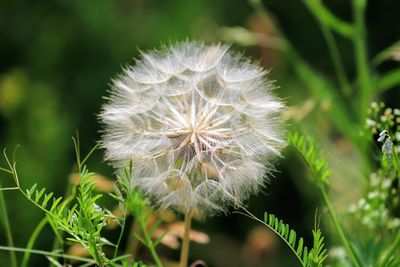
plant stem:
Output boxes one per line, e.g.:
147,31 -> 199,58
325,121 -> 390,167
391,144 -> 400,177
179,213 -> 192,267
92,238 -> 105,267
139,219 -> 163,267
352,0 -> 370,121
127,220 -> 141,261
50,181 -> 75,267
147,241 -> 163,267
0,245 -> 95,263
379,234 -> 400,266
320,25 -> 352,97
0,183 -> 18,267
113,209 -> 127,258
21,217 -> 48,267
303,0 -> 352,97
319,186 -> 362,267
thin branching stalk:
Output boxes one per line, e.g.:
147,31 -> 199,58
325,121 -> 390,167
179,213 -> 192,267
319,186 -> 362,267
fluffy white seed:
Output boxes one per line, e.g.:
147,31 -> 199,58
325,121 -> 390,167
100,41 -> 286,217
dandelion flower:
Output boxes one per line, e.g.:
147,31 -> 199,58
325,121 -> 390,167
100,41 -> 285,218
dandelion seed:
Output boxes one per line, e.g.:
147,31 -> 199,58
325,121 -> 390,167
100,41 -> 285,217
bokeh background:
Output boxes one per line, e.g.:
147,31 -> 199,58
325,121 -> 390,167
1,0 -> 399,266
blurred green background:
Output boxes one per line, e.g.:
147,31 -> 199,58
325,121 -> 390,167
1,0 -> 399,266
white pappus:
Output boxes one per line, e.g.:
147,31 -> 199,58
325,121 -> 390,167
100,41 -> 286,218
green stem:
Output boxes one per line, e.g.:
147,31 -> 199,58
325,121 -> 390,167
352,0 -> 370,121
49,182 -> 76,267
92,238 -> 105,267
351,6 -> 376,177
179,213 -> 192,267
319,186 -> 362,267
303,0 -> 352,97
113,210 -> 127,258
320,24 -> 352,97
376,68 -> 400,93
379,234 -> 400,266
392,144 -> 400,178
21,217 -> 48,267
249,0 -> 372,174
0,245 -> 95,263
0,183 -> 18,267
139,219 -> 163,267
127,220 -> 141,261
303,0 -> 354,38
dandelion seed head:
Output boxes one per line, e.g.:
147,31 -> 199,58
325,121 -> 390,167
100,41 -> 286,217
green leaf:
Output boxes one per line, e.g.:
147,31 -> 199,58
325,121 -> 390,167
255,211 -> 325,267
297,237 -> 304,257
50,197 -> 63,212
35,188 -> 45,203
289,230 -> 296,247
288,132 -> 331,185
303,246 -> 309,265
41,193 -> 54,208
26,184 -> 37,199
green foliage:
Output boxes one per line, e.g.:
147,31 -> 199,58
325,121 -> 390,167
342,103 -> 400,267
114,164 -> 165,267
58,168 -> 112,266
308,226 -> 328,267
288,132 -> 331,186
1,0 -> 400,266
0,145 -> 161,267
242,209 -> 327,267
